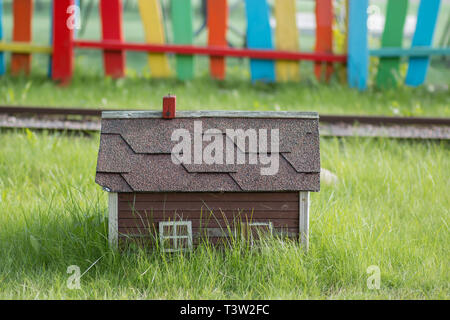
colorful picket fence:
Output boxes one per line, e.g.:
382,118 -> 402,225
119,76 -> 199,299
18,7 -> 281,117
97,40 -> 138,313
0,0 -> 448,90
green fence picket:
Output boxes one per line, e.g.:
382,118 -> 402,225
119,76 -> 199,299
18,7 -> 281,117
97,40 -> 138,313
171,0 -> 194,80
376,0 -> 408,88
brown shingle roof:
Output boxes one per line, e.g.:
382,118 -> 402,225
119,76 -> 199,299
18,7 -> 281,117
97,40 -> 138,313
95,111 -> 320,192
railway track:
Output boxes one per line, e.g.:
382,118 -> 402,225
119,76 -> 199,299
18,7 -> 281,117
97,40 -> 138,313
0,106 -> 449,140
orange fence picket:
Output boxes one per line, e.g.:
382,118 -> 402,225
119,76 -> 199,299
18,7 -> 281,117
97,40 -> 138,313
11,0 -> 33,75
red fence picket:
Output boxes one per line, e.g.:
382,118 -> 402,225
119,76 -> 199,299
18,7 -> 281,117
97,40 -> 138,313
99,0 -> 125,78
51,0 -> 74,84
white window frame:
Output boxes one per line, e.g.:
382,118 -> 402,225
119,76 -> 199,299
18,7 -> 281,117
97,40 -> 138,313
159,221 -> 193,252
247,222 -> 273,246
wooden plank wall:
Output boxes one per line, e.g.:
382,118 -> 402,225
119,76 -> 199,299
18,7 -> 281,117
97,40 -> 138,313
11,0 -> 33,75
405,0 -> 441,86
376,0 -> 408,88
100,0 -> 125,78
207,0 -> 228,80
274,0 -> 299,82
245,0 -> 275,83
137,0 -> 171,78
117,192 -> 299,246
0,0 -> 4,75
171,0 -> 194,80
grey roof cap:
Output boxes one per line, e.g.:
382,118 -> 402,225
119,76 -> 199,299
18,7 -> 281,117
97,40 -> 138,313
102,110 -> 319,119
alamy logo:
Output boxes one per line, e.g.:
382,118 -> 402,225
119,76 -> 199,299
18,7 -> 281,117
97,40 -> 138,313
171,121 -> 280,176
67,265 -> 81,289
366,265 -> 381,290
66,4 -> 81,30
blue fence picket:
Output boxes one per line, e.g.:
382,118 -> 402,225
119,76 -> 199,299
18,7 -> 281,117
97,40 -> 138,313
245,0 -> 275,83
48,0 -> 53,78
347,0 -> 368,90
405,0 -> 441,86
75,0 -> 80,38
0,0 -> 5,75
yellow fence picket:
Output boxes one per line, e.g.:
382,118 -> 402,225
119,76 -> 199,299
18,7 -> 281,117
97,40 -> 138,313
274,0 -> 300,82
137,0 -> 171,78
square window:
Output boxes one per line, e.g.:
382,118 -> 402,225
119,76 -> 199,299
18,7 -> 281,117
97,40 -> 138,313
163,224 -> 173,235
159,221 -> 192,252
160,237 -> 176,251
243,222 -> 273,246
177,236 -> 190,249
176,224 -> 188,235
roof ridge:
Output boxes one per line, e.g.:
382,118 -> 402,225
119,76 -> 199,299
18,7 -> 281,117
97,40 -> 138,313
102,110 -> 319,119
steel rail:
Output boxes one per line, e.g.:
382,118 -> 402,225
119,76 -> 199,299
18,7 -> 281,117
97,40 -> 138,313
0,106 -> 449,126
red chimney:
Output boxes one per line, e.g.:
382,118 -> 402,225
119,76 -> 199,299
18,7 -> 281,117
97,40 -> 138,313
162,94 -> 176,119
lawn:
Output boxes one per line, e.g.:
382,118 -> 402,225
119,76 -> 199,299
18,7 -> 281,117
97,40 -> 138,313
0,69 -> 449,117
0,131 -> 448,299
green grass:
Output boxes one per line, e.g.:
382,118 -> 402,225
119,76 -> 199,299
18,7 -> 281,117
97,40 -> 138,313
1,70 -> 449,117
0,130 -> 448,299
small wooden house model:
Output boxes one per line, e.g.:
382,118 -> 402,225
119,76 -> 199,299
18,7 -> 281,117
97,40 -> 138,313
95,99 -> 320,251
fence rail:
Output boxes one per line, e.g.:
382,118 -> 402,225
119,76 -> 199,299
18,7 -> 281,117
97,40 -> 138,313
73,40 -> 347,62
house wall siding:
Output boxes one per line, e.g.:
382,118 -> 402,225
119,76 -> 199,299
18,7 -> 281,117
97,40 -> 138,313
117,192 -> 299,246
